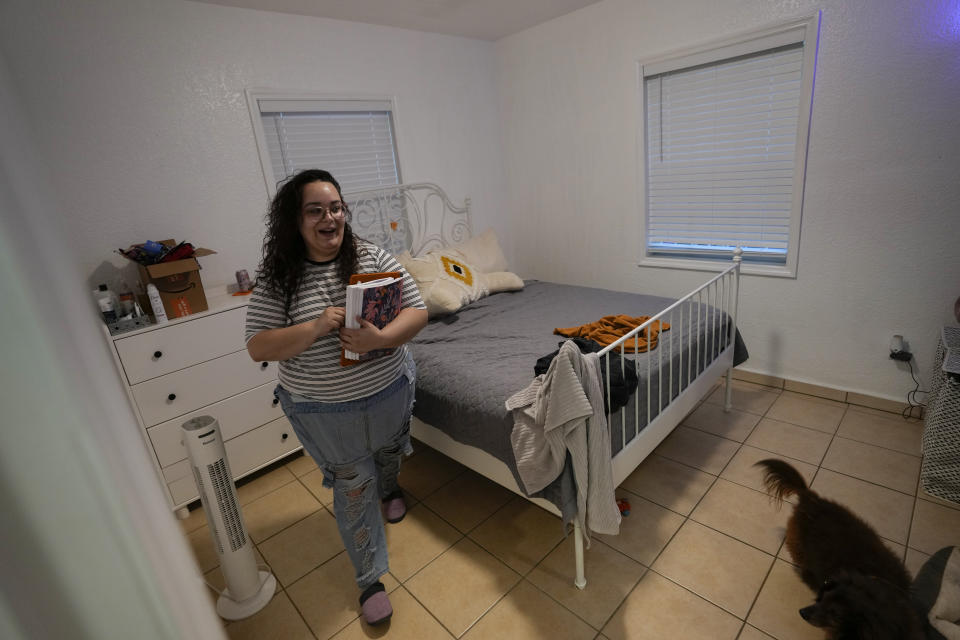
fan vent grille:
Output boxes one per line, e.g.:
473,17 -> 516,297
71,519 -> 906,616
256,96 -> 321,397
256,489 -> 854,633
191,465 -> 222,555
208,458 -> 247,552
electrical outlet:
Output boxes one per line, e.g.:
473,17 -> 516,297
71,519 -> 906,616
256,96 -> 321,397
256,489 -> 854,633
889,333 -> 905,354
889,333 -> 912,361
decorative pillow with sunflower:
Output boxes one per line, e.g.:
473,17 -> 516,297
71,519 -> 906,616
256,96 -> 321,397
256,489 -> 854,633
397,230 -> 524,317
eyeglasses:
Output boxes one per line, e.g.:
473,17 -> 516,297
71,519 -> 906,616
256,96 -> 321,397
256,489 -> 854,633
302,201 -> 347,221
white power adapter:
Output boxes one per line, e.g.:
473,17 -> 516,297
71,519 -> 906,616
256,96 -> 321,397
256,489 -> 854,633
889,334 -> 904,354
889,334 -> 912,361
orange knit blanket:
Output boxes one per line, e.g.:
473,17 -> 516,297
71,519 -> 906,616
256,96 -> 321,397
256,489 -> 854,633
554,315 -> 671,353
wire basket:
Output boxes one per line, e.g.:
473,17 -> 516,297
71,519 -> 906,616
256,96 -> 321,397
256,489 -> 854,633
921,328 -> 960,504
107,316 -> 154,336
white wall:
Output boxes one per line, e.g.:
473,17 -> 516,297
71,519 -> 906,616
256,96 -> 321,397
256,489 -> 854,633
0,49 -> 225,639
0,0 -> 507,291
494,0 -> 960,401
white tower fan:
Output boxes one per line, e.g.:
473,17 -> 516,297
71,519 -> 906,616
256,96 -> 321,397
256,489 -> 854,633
182,415 -> 276,619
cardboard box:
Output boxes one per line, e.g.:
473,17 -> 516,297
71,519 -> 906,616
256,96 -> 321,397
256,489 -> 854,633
137,240 -> 217,319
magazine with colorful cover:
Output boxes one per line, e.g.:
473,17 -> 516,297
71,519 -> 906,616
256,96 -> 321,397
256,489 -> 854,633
341,272 -> 403,365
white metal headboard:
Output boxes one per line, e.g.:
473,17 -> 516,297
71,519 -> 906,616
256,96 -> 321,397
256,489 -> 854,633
343,183 -> 472,256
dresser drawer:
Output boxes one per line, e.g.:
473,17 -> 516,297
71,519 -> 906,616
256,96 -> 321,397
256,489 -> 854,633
164,416 -> 300,506
132,350 -> 276,427
115,307 -> 246,384
147,381 -> 283,468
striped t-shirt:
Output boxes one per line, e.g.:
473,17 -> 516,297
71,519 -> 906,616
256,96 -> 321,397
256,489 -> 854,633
244,241 -> 426,402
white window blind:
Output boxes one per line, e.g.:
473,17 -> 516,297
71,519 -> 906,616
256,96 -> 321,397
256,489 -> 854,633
258,99 -> 400,193
644,43 -> 805,263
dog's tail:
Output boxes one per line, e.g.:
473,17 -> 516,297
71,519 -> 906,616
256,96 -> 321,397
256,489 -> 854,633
755,458 -> 809,504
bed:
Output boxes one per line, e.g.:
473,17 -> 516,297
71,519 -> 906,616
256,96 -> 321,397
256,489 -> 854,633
345,182 -> 745,588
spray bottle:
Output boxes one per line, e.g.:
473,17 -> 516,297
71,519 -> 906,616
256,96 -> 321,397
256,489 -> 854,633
146,283 -> 168,323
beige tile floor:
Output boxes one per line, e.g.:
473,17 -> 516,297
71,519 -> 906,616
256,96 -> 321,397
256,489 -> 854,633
181,380 -> 960,639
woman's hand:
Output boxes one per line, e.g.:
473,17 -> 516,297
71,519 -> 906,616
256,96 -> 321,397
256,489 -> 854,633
337,308 -> 427,356
314,306 -> 346,338
247,306 -> 346,362
339,317 -> 386,355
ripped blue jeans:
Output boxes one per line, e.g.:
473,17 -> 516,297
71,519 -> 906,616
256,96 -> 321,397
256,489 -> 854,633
275,358 -> 415,589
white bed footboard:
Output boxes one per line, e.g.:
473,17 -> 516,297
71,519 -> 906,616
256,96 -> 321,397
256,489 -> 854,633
601,251 -> 743,488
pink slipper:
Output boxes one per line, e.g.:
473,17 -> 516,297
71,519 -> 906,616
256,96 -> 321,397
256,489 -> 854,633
360,582 -> 392,625
382,490 -> 406,524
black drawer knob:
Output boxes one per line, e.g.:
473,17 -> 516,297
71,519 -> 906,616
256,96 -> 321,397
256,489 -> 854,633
167,393 -> 176,401
281,433 -> 288,441
272,398 -> 279,406
261,362 -> 269,369
154,351 -> 163,359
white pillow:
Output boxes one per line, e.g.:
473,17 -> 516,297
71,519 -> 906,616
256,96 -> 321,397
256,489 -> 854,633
397,230 -> 523,316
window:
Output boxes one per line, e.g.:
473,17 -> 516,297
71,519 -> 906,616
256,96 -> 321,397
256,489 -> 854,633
247,93 -> 401,195
639,15 -> 819,276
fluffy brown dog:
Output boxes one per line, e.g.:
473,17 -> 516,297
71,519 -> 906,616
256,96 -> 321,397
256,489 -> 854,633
798,570 -> 926,639
755,459 -> 924,639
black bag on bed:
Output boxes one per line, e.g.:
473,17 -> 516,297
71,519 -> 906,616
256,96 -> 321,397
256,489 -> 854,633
535,338 -> 638,414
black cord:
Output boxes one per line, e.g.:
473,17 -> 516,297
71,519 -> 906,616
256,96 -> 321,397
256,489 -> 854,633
901,356 -> 928,420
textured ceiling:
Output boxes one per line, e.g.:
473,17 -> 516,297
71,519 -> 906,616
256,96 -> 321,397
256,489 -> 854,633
189,0 -> 603,40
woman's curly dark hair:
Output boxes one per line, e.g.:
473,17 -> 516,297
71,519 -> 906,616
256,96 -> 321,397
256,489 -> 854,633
255,169 -> 361,320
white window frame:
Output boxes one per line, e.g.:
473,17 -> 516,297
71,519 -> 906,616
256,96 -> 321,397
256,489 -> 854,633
637,14 -> 820,278
245,89 -> 403,197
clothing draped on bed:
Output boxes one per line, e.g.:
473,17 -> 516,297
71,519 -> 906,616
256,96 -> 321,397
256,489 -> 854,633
535,337 -> 639,414
506,341 -> 621,541
554,315 -> 670,352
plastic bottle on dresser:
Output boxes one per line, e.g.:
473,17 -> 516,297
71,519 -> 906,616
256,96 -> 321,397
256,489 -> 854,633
116,281 -> 136,317
93,284 -> 119,324
146,283 -> 168,323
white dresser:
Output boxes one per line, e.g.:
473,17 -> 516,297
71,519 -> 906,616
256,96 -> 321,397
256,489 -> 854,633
105,288 -> 302,516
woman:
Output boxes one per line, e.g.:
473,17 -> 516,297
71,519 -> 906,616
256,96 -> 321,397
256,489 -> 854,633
245,169 -> 427,625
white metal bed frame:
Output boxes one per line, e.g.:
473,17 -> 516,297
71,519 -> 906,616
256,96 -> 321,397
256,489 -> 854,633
344,182 -> 742,589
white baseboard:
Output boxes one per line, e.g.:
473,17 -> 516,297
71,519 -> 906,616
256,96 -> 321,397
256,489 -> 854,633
730,369 -> 919,416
